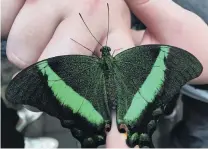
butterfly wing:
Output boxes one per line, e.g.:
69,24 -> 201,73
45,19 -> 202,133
6,55 -> 111,147
113,45 -> 203,147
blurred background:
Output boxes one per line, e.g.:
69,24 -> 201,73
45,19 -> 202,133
1,0 -> 208,148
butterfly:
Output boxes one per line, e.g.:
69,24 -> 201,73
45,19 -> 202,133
5,3 -> 203,148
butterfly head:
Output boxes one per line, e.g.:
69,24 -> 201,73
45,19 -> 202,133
100,46 -> 111,57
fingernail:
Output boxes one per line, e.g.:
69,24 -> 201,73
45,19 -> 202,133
8,51 -> 28,69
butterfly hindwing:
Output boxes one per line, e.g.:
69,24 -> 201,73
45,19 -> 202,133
6,55 -> 111,147
114,45 -> 203,147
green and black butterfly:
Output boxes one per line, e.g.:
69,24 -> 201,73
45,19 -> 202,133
6,44 -> 203,147
5,4 -> 203,148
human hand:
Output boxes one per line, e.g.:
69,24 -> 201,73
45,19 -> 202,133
2,0 -> 134,68
125,0 -> 208,84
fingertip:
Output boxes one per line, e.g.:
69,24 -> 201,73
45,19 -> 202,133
126,0 -> 186,32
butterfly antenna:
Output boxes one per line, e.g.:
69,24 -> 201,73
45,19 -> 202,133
79,13 -> 103,47
106,3 -> 110,46
70,38 -> 94,53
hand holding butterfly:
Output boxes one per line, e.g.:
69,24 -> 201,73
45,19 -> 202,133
2,0 -> 208,148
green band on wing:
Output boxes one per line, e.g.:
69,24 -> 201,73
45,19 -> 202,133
37,61 -> 104,126
124,46 -> 169,125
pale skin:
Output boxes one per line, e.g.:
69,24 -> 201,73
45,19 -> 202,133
2,0 -> 208,147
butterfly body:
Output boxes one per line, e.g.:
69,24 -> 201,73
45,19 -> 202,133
98,46 -> 120,110
6,45 -> 203,148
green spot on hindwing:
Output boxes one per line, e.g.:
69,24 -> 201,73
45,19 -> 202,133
37,61 -> 104,126
124,46 -> 170,125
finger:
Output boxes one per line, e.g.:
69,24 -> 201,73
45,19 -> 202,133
125,0 -> 190,40
6,1 -> 64,68
106,113 -> 129,148
1,0 -> 25,38
38,14 -> 106,61
131,30 -> 145,46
